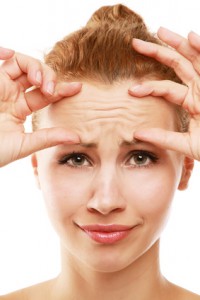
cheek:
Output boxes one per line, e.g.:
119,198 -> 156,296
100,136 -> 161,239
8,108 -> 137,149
121,166 -> 179,250
38,165 -> 91,219
122,167 -> 178,221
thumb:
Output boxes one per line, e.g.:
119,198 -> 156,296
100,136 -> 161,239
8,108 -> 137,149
20,128 -> 80,158
134,128 -> 192,158
0,47 -> 15,60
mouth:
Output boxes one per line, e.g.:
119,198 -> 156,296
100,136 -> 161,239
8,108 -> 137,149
77,224 -> 136,244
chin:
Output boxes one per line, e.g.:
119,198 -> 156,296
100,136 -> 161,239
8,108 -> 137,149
77,248 -> 138,273
85,260 -> 130,273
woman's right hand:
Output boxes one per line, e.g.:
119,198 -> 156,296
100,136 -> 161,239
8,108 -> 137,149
0,47 -> 81,167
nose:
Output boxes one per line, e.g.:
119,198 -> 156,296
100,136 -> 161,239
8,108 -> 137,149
87,166 -> 126,215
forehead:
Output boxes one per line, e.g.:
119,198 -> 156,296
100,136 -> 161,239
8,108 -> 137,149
43,81 -> 176,144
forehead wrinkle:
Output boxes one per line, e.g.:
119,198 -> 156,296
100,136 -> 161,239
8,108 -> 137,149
50,91 -> 172,123
45,82 -> 177,142
49,99 -> 160,129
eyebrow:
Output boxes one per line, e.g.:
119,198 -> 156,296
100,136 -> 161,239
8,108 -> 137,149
77,139 -> 149,148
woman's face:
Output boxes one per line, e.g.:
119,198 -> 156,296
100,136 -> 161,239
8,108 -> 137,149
33,80 -> 189,273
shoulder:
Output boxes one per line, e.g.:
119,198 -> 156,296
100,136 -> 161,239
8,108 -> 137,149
179,289 -> 200,300
167,281 -> 200,300
177,289 -> 200,300
0,278 -> 56,300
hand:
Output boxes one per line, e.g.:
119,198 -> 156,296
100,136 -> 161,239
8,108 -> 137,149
129,27 -> 200,161
0,47 -> 81,167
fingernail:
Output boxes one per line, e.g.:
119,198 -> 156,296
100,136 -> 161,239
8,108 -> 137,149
129,85 -> 142,93
0,46 -> 14,54
47,81 -> 55,95
158,26 -> 169,33
67,82 -> 82,88
63,134 -> 80,143
36,71 -> 42,85
190,31 -> 200,39
134,130 -> 149,140
67,137 -> 80,143
132,38 -> 146,45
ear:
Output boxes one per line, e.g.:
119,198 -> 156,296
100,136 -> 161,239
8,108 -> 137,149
31,154 -> 41,189
178,156 -> 194,191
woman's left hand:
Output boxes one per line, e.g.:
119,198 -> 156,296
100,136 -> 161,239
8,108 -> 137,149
129,27 -> 200,161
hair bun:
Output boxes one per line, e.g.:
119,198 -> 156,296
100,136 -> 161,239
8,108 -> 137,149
86,4 -> 147,30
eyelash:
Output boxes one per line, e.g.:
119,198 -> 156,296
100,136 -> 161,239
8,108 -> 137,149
58,152 -> 91,169
58,150 -> 159,170
126,150 -> 159,169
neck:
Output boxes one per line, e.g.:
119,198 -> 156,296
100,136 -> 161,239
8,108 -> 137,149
52,240 -> 168,300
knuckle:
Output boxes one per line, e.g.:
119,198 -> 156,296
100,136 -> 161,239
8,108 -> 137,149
41,67 -> 56,82
170,56 -> 182,69
192,56 -> 200,73
28,59 -> 41,71
175,39 -> 186,52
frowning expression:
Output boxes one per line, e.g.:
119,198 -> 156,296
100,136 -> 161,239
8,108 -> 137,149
33,80 -> 186,272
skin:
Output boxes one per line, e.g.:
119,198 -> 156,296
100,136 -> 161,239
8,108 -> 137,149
14,80 -> 194,300
129,27 -> 200,160
1,26 -> 200,299
0,48 -> 81,168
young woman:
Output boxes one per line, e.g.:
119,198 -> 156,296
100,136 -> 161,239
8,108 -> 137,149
0,4 -> 200,299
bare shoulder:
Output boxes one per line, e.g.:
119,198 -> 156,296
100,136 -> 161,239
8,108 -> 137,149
179,289 -> 200,300
177,288 -> 200,300
1,278 -> 200,300
167,281 -> 200,300
0,278 -> 56,300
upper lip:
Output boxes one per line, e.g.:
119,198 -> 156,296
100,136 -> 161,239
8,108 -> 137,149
78,224 -> 135,232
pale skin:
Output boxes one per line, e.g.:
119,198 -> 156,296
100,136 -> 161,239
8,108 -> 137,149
0,27 -> 200,300
129,27 -> 200,158
0,47 -> 82,168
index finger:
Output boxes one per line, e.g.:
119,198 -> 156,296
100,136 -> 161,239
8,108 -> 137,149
24,81 -> 82,114
0,47 -> 15,60
129,80 -> 188,107
132,38 -> 198,85
157,27 -> 200,74
1,52 -> 42,86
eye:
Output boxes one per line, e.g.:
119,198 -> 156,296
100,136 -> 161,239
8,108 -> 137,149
58,152 -> 91,168
126,150 -> 159,168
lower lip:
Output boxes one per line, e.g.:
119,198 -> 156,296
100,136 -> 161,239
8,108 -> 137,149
82,229 -> 132,244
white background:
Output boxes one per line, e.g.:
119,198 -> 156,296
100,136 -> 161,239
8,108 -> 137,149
0,0 -> 200,295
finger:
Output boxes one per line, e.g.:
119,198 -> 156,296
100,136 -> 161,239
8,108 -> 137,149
132,38 -> 198,84
18,128 -> 80,159
0,47 -> 15,60
128,80 -> 188,106
21,82 -> 82,115
15,74 -> 33,91
134,128 -> 194,159
157,27 -> 200,74
188,31 -> 200,52
1,52 -> 43,86
0,128 -> 80,167
39,63 -> 56,96
53,81 -> 82,99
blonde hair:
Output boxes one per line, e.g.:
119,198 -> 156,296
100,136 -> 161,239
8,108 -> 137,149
32,4 -> 189,131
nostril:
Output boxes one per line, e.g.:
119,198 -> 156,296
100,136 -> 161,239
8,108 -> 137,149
87,207 -> 98,214
87,180 -> 126,215
87,204 -> 125,215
